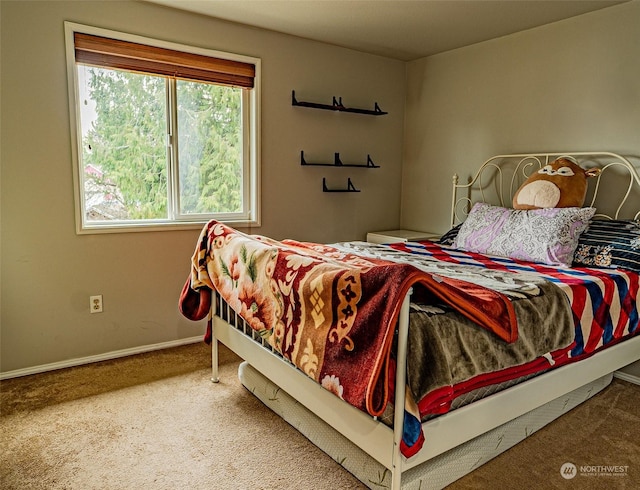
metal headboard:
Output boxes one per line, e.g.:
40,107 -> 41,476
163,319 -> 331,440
451,152 -> 640,226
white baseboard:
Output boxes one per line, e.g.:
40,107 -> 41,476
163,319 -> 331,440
0,336 -> 203,380
613,360 -> 640,385
613,370 -> 640,385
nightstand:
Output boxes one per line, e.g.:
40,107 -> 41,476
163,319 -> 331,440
366,229 -> 441,244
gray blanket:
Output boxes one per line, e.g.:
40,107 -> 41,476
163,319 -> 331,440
331,241 -> 575,417
407,279 -> 573,412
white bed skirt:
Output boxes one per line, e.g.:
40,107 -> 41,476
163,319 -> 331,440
238,361 -> 613,489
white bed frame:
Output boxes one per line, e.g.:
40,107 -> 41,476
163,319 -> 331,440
209,152 -> 640,489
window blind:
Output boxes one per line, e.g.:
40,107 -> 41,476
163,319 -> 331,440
74,32 -> 255,88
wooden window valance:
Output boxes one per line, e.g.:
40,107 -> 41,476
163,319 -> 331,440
74,32 -> 255,88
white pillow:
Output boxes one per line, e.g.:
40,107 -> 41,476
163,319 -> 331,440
454,203 -> 595,267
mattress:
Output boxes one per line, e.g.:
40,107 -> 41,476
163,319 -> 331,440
238,360 -> 613,490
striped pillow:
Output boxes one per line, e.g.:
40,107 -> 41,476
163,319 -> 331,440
437,224 -> 462,246
573,219 -> 640,273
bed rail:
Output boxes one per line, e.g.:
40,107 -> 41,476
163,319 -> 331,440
210,290 -> 280,383
210,287 -> 414,489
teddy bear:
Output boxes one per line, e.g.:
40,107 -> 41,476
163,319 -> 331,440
512,157 -> 600,210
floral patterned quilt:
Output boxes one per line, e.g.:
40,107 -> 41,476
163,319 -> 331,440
180,221 -> 526,416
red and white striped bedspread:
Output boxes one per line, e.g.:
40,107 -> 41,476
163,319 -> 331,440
334,240 -> 639,456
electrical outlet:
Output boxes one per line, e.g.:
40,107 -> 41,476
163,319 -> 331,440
90,295 -> 103,313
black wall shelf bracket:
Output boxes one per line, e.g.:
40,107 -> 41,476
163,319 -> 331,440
323,177 -> 360,193
292,91 -> 387,116
301,151 -> 380,168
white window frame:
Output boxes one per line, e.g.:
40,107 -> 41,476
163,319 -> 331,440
64,22 -> 261,234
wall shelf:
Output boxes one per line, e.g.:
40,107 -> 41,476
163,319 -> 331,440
323,178 -> 360,193
294,88 -> 384,193
300,151 -> 380,168
292,90 -> 387,116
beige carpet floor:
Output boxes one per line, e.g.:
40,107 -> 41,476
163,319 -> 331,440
1,342 -> 639,489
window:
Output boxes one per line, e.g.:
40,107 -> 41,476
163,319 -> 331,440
64,23 -> 261,233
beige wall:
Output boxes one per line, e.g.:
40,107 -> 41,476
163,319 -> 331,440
0,1 -> 405,372
401,1 -> 640,234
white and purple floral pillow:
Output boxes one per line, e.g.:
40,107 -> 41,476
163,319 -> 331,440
454,203 -> 595,266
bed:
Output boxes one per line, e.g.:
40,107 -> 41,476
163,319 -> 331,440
179,151 -> 640,489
